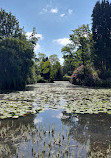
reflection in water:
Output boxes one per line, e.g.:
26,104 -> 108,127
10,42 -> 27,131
62,112 -> 111,157
0,109 -> 111,157
0,115 -> 35,158
1,82 -> 111,157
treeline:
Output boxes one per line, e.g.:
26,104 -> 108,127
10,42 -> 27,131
62,0 -> 111,87
28,53 -> 63,83
1,0 -> 111,90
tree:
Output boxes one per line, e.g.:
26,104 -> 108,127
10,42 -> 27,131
50,61 -> 63,80
0,9 -> 21,38
0,37 -> 34,90
36,52 -> 46,67
49,54 -> 59,65
0,9 -> 38,90
62,24 -> 92,75
70,24 -> 91,67
40,57 -> 51,80
62,45 -> 75,75
29,27 -> 38,49
92,0 -> 111,72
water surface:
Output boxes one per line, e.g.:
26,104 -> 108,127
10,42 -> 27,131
0,82 -> 111,157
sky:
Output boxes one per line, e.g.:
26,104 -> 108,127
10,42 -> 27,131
0,0 -> 102,63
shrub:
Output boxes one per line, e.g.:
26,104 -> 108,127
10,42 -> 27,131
70,65 -> 84,84
70,65 -> 100,86
97,78 -> 111,87
37,75 -> 47,83
63,74 -> 71,81
100,70 -> 111,80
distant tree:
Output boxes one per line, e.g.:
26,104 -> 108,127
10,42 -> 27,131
36,52 -> 46,67
49,54 -> 59,65
40,57 -> 51,80
29,27 -> 38,49
50,61 -> 63,80
92,0 -> 111,72
54,61 -> 63,80
38,53 -> 46,61
62,45 -> 75,75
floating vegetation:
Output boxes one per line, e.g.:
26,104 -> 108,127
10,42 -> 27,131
0,81 -> 111,119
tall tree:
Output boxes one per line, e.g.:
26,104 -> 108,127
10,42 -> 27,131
49,55 -> 63,80
62,24 -> 92,75
62,44 -> 75,75
0,9 -> 21,38
40,57 -> 51,80
70,24 -> 91,67
0,9 -> 38,90
0,38 -> 34,90
92,0 -> 111,72
49,54 -> 59,65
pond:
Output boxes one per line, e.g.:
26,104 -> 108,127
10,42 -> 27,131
0,81 -> 111,157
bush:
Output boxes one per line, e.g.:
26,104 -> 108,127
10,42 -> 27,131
63,74 -> 71,81
100,70 -> 111,79
70,65 -> 100,86
96,78 -> 111,87
70,65 -> 84,84
37,75 -> 47,83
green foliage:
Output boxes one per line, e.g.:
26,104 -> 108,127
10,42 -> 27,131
40,57 -> 51,80
49,54 -> 59,65
10,112 -> 15,117
37,75 -> 47,83
37,54 -> 63,82
70,24 -> 92,66
0,8 -> 22,38
62,24 -> 92,76
62,45 -> 75,75
0,9 -> 38,90
70,65 -> 100,86
92,0 -> 111,72
49,54 -> 63,81
61,1 -> 111,87
50,61 -> 63,81
29,27 -> 38,48
63,74 -> 71,81
27,63 -> 37,84
0,37 -> 34,90
98,79 -> 111,88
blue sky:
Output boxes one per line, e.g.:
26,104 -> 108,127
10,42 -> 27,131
0,0 -> 102,63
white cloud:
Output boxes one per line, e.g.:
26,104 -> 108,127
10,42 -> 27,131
26,32 -> 43,52
34,44 -> 41,52
59,58 -> 64,65
68,9 -> 73,15
37,34 -> 44,40
40,8 -> 48,14
50,8 -> 58,13
56,113 -> 63,119
34,117 -> 43,124
53,38 -> 72,46
60,13 -> 65,17
26,32 -> 44,40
